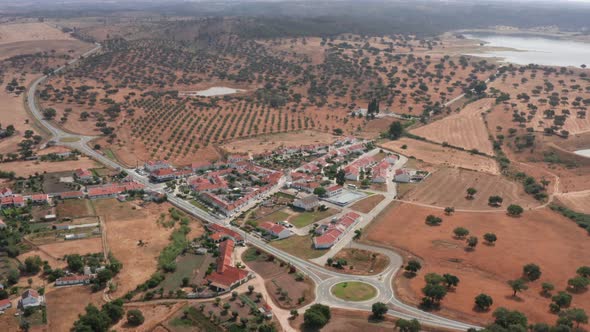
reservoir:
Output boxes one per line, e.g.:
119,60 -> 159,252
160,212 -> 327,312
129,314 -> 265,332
464,33 -> 590,68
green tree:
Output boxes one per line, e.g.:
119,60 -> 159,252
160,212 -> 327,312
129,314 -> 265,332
72,304 -> 111,332
443,274 -> 460,288
488,195 -> 503,207
483,233 -> 497,245
576,266 -> 590,278
491,307 -> 528,329
388,121 -> 404,140
66,254 -> 84,273
552,291 -> 573,309
508,279 -> 529,297
568,276 -> 589,292
422,283 -> 447,307
507,204 -> 524,217
395,318 -> 421,332
126,309 -> 145,326
404,260 -> 422,275
23,255 -> 42,274
313,186 -> 327,197
541,282 -> 555,296
43,108 -> 56,120
371,302 -> 388,319
303,304 -> 330,329
425,215 -> 442,226
559,308 -> 588,328
523,263 -> 542,281
475,293 -> 494,311
453,227 -> 469,239
102,300 -> 124,324
466,236 -> 478,250
466,187 -> 477,199
336,169 -> 346,186
444,207 -> 455,215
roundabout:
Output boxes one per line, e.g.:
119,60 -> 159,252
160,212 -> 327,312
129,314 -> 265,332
331,281 -> 378,302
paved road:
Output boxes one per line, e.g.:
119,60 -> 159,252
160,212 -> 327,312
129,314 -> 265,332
25,47 -> 481,331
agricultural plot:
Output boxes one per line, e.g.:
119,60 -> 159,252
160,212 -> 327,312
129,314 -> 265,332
380,138 -> 499,174
404,167 -> 538,209
366,202 -> 590,325
410,98 -> 495,155
46,286 -> 103,332
555,192 -> 590,214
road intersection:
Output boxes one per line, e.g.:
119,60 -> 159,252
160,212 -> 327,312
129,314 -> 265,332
25,46 -> 481,331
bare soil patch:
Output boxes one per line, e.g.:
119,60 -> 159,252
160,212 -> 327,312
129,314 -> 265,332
350,194 -> 385,213
405,167 -> 538,209
290,308 -> 398,332
0,23 -> 74,44
380,138 -> 499,174
366,202 -> 590,325
410,98 -> 495,155
39,237 -> 103,259
56,199 -> 95,218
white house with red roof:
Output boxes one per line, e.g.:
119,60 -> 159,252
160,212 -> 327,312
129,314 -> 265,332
19,289 -> 44,309
313,212 -> 361,249
30,194 -> 49,205
0,298 -> 12,311
74,168 -> 94,183
326,185 -> 343,197
144,160 -> 170,173
1,195 -> 25,209
55,275 -> 93,286
0,188 -> 13,198
258,221 -> 291,240
150,168 -> 176,182
206,239 -> 252,292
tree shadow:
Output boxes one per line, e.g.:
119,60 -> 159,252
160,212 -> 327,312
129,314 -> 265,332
504,294 -> 524,302
403,271 -> 417,279
472,305 -> 491,313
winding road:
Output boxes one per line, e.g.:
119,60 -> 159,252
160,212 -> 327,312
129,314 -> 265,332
26,44 -> 481,331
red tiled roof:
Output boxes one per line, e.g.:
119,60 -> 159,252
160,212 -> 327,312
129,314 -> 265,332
75,168 -> 92,178
22,289 -> 39,299
207,265 -> 250,289
0,299 -> 11,307
1,195 -> 24,205
259,221 -> 287,236
207,224 -> 244,242
31,194 -> 48,201
327,185 -> 342,192
313,228 -> 342,247
0,188 -> 12,195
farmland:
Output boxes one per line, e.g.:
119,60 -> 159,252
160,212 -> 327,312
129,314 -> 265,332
365,202 -> 590,325
410,98 -> 495,155
380,137 -> 499,174
404,167 -> 539,210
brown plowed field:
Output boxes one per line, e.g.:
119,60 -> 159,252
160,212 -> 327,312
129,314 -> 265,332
46,286 -> 103,332
405,167 -> 538,210
365,202 -> 590,326
380,138 -> 499,174
0,22 -> 74,44
410,98 -> 495,155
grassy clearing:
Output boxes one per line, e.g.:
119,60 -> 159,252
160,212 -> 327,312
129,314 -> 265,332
331,281 -> 377,302
261,210 -> 290,223
59,137 -> 81,143
289,208 -> 337,228
190,200 -> 210,212
103,149 -> 116,161
271,235 -> 325,260
160,254 -> 206,292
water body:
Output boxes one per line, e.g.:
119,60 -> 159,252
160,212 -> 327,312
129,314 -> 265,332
574,149 -> 590,158
194,87 -> 243,97
464,33 -> 590,68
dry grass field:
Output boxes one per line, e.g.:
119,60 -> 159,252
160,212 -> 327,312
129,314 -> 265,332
380,138 -> 499,174
40,237 -> 103,259
0,22 -> 74,44
46,286 -> 104,332
365,202 -> 590,325
94,199 -> 204,298
410,98 -> 495,155
404,167 -> 538,210
350,194 -> 385,213
0,157 -> 99,177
